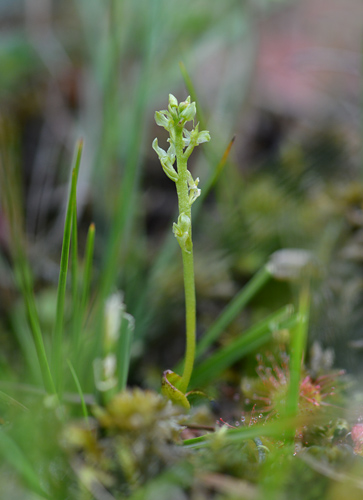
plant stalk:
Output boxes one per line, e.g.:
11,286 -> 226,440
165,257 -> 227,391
175,125 -> 196,393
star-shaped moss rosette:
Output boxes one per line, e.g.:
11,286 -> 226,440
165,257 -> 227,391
152,94 -> 210,407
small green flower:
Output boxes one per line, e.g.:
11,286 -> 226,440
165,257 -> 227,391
152,138 -> 178,182
179,100 -> 196,124
187,171 -> 201,205
168,93 -> 178,109
173,213 -> 192,253
195,129 -> 211,145
183,124 -> 211,160
177,96 -> 191,113
154,111 -> 171,131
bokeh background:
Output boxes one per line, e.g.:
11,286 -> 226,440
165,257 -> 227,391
1,0 -> 363,383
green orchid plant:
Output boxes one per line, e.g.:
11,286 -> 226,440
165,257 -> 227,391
152,94 -> 210,408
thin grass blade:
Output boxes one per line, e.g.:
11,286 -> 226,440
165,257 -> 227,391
52,140 -> 83,390
201,135 -> 236,196
0,429 -> 49,498
183,414 -> 309,449
72,222 -> 96,357
196,265 -> 272,359
81,223 -> 96,316
190,305 -> 296,389
117,313 -> 135,391
0,145 -> 55,393
71,194 -> 79,311
179,60 -> 207,131
67,359 -> 90,425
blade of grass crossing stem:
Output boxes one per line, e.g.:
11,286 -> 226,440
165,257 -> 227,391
67,359 -> 90,426
190,305 -> 296,389
201,135 -> 236,196
117,313 -> 135,391
183,415 -> 305,450
179,60 -> 235,197
285,280 -> 311,423
179,61 -> 207,132
0,429 -> 49,498
52,140 -> 83,391
196,265 -> 272,359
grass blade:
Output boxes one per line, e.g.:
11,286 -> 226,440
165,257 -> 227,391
117,313 -> 135,391
0,151 -> 55,393
179,59 -> 236,194
183,415 -> 308,449
98,1 -> 160,302
72,222 -> 96,357
196,265 -> 272,359
22,287 -> 55,394
81,223 -> 96,316
201,135 -> 236,195
190,305 -> 296,389
0,390 -> 28,413
67,359 -> 90,425
52,140 -> 83,390
179,60 -> 207,132
0,429 -> 49,498
71,190 -> 79,312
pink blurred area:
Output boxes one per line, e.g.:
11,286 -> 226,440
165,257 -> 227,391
253,0 -> 363,118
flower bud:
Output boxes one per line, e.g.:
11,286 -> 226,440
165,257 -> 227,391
187,170 -> 201,205
179,101 -> 196,123
173,213 -> 192,253
196,130 -> 211,144
168,94 -> 178,108
154,111 -> 170,130
152,138 -> 178,182
178,96 -> 191,113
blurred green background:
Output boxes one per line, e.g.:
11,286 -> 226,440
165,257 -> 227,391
1,0 -> 363,385
1,1 -> 363,499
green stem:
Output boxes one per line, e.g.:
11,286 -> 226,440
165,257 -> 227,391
180,250 -> 196,393
175,125 -> 196,393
